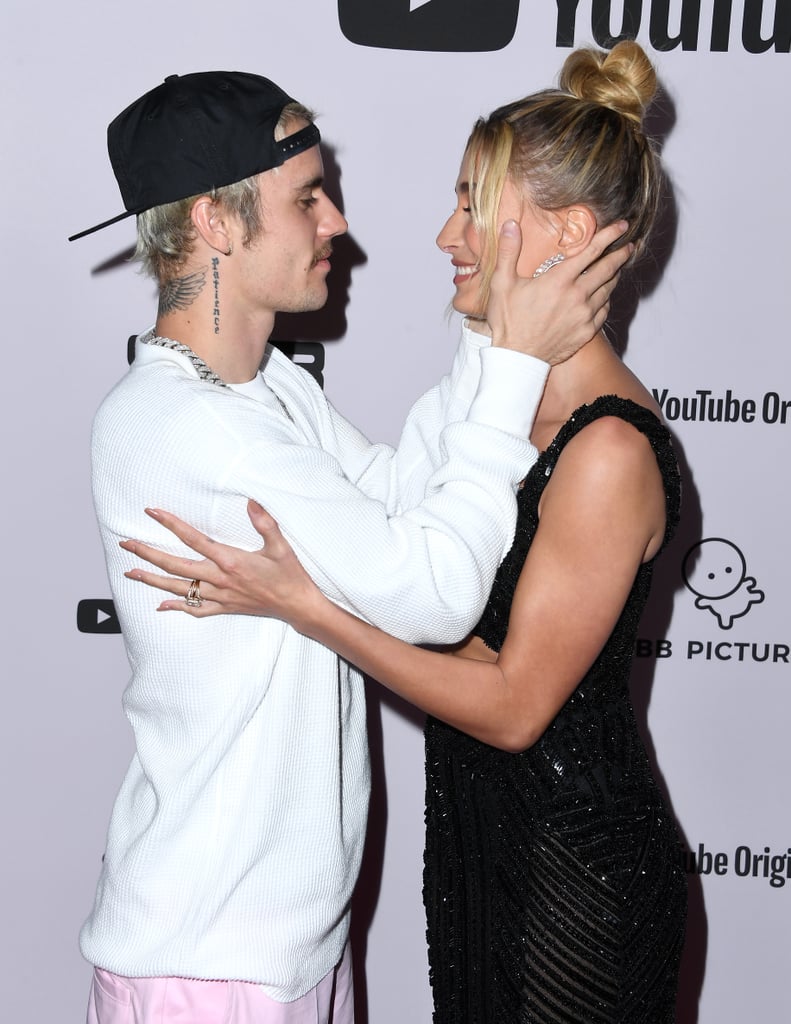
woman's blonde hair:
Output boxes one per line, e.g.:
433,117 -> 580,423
465,40 -> 661,311
135,102 -> 315,285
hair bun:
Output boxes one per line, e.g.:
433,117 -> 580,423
559,40 -> 657,126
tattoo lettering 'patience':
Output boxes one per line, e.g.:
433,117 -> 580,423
158,268 -> 207,316
212,257 -> 221,334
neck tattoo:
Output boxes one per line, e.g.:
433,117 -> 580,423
211,257 -> 221,334
158,269 -> 207,317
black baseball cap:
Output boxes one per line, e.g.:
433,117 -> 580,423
69,71 -> 320,241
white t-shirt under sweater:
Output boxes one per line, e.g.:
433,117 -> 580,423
84,322 -> 548,1000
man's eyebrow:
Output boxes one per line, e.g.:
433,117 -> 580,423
294,176 -> 324,193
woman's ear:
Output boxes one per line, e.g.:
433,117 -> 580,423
557,206 -> 597,255
190,196 -> 234,255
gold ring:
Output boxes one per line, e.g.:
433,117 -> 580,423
185,579 -> 202,607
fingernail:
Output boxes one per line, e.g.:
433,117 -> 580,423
500,219 -> 518,236
146,508 -> 162,519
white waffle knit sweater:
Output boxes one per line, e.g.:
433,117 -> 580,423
83,323 -> 547,1000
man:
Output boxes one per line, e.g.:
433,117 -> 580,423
71,71 -> 626,1023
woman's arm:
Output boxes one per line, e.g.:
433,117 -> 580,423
300,416 -> 666,752
125,417 -> 665,752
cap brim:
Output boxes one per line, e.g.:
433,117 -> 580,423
68,209 -> 135,242
68,123 -> 320,242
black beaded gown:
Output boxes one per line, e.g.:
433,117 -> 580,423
423,397 -> 687,1024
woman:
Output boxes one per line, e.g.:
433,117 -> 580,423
125,41 -> 686,1023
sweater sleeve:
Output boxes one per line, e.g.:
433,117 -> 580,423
283,324 -> 548,514
229,338 -> 548,645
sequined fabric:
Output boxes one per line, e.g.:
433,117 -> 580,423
423,397 -> 687,1024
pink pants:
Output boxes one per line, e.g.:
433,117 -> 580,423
86,944 -> 354,1024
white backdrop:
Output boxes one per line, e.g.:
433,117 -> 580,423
2,2 -> 788,1021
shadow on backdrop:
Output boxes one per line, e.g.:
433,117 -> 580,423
616,83 -> 708,1023
608,85 -> 678,358
351,683 -> 426,1024
630,431 -> 706,1023
274,144 -> 367,346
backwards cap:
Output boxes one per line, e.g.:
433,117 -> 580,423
69,70 -> 319,241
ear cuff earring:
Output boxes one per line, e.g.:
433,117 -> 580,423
532,253 -> 565,278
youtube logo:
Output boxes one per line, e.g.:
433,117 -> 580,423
338,0 -> 520,52
77,599 -> 121,634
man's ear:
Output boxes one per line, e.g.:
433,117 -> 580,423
557,206 -> 597,256
190,196 -> 233,255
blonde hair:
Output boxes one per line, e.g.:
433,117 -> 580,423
135,102 -> 315,285
465,40 -> 660,311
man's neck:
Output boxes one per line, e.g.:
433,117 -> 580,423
154,315 -> 274,385
155,262 -> 274,384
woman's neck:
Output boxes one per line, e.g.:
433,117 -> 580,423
531,331 -> 653,451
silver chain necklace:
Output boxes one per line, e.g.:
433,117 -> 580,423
140,329 -> 229,387
139,329 -> 293,420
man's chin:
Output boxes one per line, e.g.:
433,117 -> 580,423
279,288 -> 329,316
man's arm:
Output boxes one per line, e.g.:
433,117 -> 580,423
314,220 -> 631,511
230,344 -> 546,644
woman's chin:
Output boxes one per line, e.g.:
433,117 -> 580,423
451,296 -> 485,318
